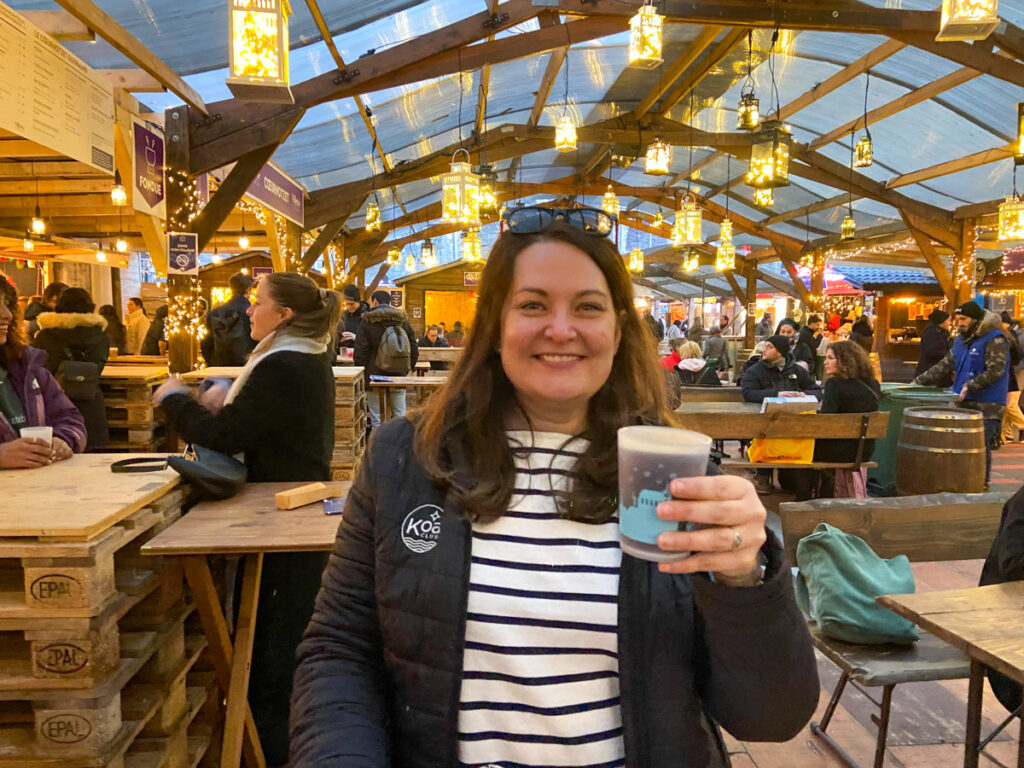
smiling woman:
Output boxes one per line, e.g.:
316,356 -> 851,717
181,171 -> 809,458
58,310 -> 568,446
290,215 -> 820,768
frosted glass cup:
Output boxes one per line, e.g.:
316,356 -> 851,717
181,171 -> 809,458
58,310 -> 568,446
20,426 -> 53,448
618,425 -> 712,562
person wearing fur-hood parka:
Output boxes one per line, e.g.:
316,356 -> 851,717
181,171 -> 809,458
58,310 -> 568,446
32,288 -> 111,449
915,301 -> 1010,484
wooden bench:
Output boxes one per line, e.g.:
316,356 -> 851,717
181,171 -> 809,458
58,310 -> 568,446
777,492 -> 1009,768
676,385 -> 744,403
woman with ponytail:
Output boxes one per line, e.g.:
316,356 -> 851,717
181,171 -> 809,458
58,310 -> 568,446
154,271 -> 341,764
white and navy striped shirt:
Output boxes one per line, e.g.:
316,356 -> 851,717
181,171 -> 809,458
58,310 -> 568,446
458,431 -> 624,768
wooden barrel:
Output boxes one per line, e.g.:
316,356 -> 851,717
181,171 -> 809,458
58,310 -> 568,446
896,407 -> 986,495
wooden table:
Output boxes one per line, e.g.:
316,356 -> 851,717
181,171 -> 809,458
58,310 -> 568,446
678,385 -> 745,403
106,354 -> 168,365
879,583 -> 1024,768
417,347 -> 461,364
675,401 -> 889,441
370,375 -> 447,420
141,482 -> 350,768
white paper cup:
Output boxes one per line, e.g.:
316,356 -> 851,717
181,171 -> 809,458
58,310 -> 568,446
21,426 -> 53,447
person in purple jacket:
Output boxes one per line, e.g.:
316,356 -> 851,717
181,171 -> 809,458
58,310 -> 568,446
0,275 -> 86,469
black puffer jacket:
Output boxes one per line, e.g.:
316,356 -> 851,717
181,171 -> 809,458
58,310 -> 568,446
32,311 -> 110,449
354,304 -> 418,377
290,419 -> 820,768
741,357 -> 820,403
337,301 -> 369,350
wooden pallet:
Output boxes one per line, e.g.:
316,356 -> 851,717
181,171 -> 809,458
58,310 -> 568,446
335,393 -> 366,422
331,430 -> 366,465
334,413 -> 367,446
0,489 -> 185,622
0,612 -> 200,765
105,401 -> 165,428
332,368 -> 365,403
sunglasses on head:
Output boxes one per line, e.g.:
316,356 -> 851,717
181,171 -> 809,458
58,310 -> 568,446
502,205 -> 616,237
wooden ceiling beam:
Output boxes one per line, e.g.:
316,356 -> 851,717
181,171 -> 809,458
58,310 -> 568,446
808,66 -> 981,151
51,0 -> 207,114
903,212 -> 954,304
97,69 -> 166,93
891,31 -> 1024,88
886,143 -> 1014,189
474,0 -> 502,137
633,277 -> 694,302
752,267 -> 800,298
0,161 -> 107,178
19,10 -> 94,41
0,179 -> 112,195
0,140 -> 71,159
633,25 -> 721,119
659,28 -> 746,115
759,193 -> 852,227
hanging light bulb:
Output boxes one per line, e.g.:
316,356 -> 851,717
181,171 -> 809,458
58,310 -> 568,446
421,238 -> 436,267
653,210 -> 663,226
627,0 -> 663,69
841,213 -> 856,241
405,252 -> 416,270
936,0 -> 1000,42
22,236 -> 33,253
737,91 -> 760,131
461,230 -> 482,262
601,185 -> 620,218
476,165 -> 498,216
31,204 -> 45,235
555,114 -> 577,152
387,246 -> 401,266
212,247 -> 222,264
999,195 -> 1024,242
116,235 -> 128,252
238,227 -> 250,250
753,187 -> 774,207
854,133 -> 873,168
682,249 -> 700,272
241,267 -> 249,275
671,195 -> 702,247
365,199 -> 381,232
110,170 -> 127,207
644,138 -> 672,175
95,245 -> 107,263
628,247 -> 644,274
441,149 -> 480,225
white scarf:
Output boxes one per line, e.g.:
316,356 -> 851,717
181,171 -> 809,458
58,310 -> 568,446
224,330 -> 328,405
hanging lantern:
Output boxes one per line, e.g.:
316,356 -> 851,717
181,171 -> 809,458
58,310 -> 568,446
31,205 -> 45,235
841,214 -> 856,241
628,247 -> 644,274
387,247 -> 401,266
365,200 -> 381,232
753,187 -> 774,207
682,249 -> 700,272
737,91 -> 760,131
601,185 -> 620,218
671,195 -> 702,247
936,0 -> 1000,42
95,247 -> 107,263
1015,103 -> 1024,166
998,196 -> 1024,242
854,133 -> 874,168
110,170 -> 127,207
238,227 -> 250,250
405,252 -> 416,270
22,236 -> 33,253
462,230 -> 482,262
644,138 -> 672,175
628,1 -> 663,69
653,210 -> 663,226
116,236 -> 128,252
555,114 -> 577,152
716,242 -> 735,272
441,149 -> 480,225
421,238 -> 436,267
226,0 -> 294,103
477,165 -> 498,216
746,120 -> 791,189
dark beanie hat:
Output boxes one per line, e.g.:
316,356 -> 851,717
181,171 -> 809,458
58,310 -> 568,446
776,318 -> 799,334
1001,310 -> 1014,325
765,334 -> 791,357
342,284 -> 361,301
954,300 -> 984,321
928,308 -> 949,324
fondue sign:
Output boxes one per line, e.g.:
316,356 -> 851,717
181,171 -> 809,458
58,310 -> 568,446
131,116 -> 166,219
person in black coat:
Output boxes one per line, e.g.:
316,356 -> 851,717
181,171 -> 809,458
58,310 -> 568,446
741,335 -> 819,403
815,340 -> 881,464
201,272 -> 257,366
417,324 -> 450,370
32,288 -> 111,449
155,273 -> 341,766
793,314 -> 821,372
915,308 -> 951,379
850,316 -> 874,354
336,283 -> 369,351
98,305 -> 126,355
139,304 -> 167,356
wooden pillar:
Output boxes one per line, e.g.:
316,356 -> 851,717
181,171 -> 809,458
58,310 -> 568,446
110,268 -> 122,320
165,107 -> 197,374
810,249 -> 825,313
285,221 -> 301,272
953,218 -> 976,307
745,263 -> 756,348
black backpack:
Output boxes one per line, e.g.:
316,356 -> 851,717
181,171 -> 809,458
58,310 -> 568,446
56,346 -> 100,401
209,311 -> 251,366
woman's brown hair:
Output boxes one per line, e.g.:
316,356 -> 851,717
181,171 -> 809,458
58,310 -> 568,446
263,272 -> 341,345
0,276 -> 27,361
414,220 -> 678,523
828,340 -> 874,380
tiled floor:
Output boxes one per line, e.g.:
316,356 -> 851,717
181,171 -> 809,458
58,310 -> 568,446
730,445 -> 1023,767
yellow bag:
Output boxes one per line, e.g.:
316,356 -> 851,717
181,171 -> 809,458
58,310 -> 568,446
747,437 -> 815,464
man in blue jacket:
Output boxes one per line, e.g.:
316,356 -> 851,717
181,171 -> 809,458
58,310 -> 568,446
915,300 -> 1010,485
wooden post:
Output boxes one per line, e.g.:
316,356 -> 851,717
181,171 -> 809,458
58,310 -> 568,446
110,267 -> 122,320
954,218 -> 976,307
165,107 -> 197,374
285,221 -> 301,273
810,249 -> 825,313
745,262 -> 756,348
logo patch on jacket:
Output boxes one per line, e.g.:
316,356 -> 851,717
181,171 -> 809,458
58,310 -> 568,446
401,504 -> 443,553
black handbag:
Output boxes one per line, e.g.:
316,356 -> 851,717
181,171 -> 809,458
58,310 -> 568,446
111,445 -> 247,500
57,347 -> 100,401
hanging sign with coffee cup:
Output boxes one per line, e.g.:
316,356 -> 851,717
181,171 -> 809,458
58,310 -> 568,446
132,116 -> 166,220
167,232 -> 198,276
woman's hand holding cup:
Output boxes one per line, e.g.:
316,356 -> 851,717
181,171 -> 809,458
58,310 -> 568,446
654,475 -> 767,584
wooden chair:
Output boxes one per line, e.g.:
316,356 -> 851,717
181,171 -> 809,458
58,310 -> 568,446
777,492 -> 1009,768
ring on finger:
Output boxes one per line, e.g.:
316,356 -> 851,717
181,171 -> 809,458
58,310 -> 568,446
729,528 -> 742,551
